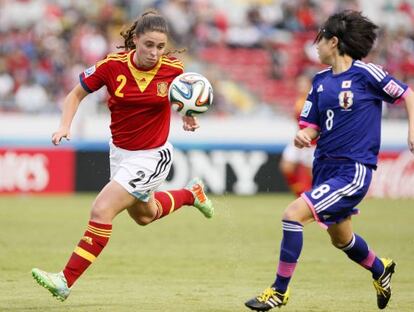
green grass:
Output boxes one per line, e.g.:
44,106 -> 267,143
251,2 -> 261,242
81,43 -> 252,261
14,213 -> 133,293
0,194 -> 413,311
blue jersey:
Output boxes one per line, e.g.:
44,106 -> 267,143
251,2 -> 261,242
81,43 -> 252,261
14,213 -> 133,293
299,60 -> 408,167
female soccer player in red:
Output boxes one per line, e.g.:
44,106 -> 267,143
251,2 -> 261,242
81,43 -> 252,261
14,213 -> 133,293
32,10 -> 214,301
246,10 -> 414,311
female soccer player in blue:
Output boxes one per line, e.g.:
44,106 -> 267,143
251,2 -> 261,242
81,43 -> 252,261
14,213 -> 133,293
245,10 -> 414,311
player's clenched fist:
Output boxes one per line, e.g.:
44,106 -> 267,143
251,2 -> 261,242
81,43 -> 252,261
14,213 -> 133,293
294,130 -> 311,148
52,129 -> 70,145
294,128 -> 319,149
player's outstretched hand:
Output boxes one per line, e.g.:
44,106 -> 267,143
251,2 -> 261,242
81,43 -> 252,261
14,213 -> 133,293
294,129 -> 312,149
182,115 -> 200,132
52,128 -> 71,145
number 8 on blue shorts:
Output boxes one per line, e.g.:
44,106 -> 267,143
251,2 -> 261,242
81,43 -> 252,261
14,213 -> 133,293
302,160 -> 373,228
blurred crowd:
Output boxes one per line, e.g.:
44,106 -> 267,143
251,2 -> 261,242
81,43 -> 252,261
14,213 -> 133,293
0,0 -> 413,118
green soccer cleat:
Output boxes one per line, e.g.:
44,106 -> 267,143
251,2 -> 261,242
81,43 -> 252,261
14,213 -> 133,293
373,258 -> 396,309
185,177 -> 214,218
32,268 -> 71,301
245,287 -> 290,311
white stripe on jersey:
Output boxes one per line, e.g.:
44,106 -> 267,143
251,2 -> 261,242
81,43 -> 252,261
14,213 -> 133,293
314,163 -> 367,213
354,61 -> 387,82
354,62 -> 381,81
366,63 -> 386,79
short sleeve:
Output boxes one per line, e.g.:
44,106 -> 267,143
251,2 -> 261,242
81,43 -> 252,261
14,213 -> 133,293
358,62 -> 408,104
299,81 -> 321,131
79,62 -> 109,93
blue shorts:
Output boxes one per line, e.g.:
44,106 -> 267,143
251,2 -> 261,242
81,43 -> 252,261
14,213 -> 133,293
301,159 -> 372,229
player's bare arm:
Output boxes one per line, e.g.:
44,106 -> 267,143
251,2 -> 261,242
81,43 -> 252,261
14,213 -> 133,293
52,84 -> 88,145
294,127 -> 319,149
404,88 -> 414,153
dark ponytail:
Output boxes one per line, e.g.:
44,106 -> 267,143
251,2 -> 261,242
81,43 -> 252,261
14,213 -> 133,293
118,9 -> 169,51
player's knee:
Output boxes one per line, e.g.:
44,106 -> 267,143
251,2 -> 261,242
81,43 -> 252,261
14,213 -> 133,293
330,237 -> 349,249
90,200 -> 113,223
281,198 -> 312,224
282,206 -> 300,222
282,208 -> 293,221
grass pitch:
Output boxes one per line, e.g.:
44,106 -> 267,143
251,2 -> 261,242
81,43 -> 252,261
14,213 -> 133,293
0,194 -> 413,311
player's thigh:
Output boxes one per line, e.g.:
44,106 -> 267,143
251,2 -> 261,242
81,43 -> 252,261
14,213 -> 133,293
91,180 -> 138,222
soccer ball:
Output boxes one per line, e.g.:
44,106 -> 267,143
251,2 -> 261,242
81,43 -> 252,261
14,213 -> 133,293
168,72 -> 213,116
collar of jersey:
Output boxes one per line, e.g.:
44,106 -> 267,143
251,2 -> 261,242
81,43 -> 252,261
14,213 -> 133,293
330,59 -> 356,77
128,50 -> 162,92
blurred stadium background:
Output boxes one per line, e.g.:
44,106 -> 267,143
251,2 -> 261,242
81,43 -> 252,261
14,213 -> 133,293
1,1 -> 414,311
0,0 -> 413,197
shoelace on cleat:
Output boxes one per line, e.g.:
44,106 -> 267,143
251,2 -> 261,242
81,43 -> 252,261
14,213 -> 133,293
192,184 -> 207,203
257,288 -> 280,303
373,263 -> 392,296
373,278 -> 390,296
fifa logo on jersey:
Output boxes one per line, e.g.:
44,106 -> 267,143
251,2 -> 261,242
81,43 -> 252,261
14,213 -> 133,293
84,65 -> 96,78
157,82 -> 168,97
338,91 -> 354,110
301,101 -> 312,117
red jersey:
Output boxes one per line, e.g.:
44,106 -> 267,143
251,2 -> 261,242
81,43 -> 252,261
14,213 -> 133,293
79,50 -> 184,150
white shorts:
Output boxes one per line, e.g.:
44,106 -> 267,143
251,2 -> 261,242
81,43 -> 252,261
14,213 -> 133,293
282,142 -> 315,168
109,141 -> 173,202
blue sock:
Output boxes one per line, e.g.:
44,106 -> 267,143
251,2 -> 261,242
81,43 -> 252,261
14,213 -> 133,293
340,233 -> 384,279
272,220 -> 303,292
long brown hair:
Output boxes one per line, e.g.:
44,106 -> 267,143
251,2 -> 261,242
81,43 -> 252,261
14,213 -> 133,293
118,9 -> 169,51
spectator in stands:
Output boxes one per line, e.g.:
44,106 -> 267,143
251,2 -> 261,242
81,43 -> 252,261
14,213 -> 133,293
277,2 -> 302,31
15,77 -> 50,113
0,61 -> 14,111
296,0 -> 318,31
159,0 -> 194,46
1,0 -> 414,117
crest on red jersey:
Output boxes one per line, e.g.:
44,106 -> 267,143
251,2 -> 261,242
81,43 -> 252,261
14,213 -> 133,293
338,90 -> 354,110
157,82 -> 168,97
